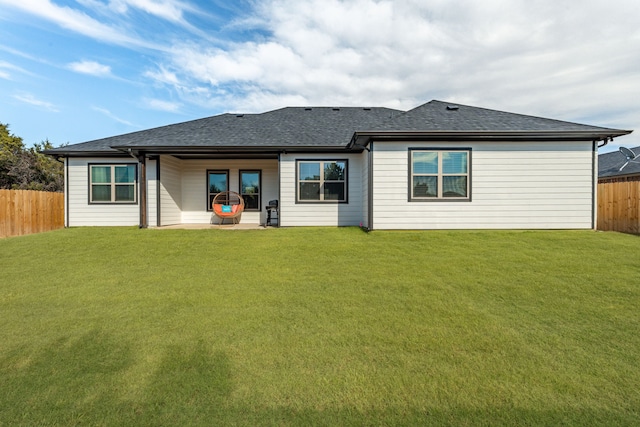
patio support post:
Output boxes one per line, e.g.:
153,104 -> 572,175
138,153 -> 148,228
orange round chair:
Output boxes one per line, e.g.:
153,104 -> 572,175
212,191 -> 245,225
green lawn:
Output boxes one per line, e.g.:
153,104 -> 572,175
1,227 -> 639,426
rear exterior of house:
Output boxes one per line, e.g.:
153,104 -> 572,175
368,140 -> 595,229
47,100 -> 631,230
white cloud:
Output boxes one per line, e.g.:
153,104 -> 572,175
68,60 -> 112,76
2,0 -> 639,150
145,0 -> 640,148
0,0 -> 163,50
13,93 -> 59,112
0,61 -> 18,80
107,0 -> 191,23
162,0 -> 640,112
0,58 -> 37,80
144,98 -> 182,112
144,66 -> 180,85
91,106 -> 135,126
75,0 -> 210,40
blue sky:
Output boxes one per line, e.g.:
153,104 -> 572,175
1,0 -> 639,153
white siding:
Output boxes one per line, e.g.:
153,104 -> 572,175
64,158 -> 69,227
180,159 -> 278,224
67,157 -> 140,226
371,140 -> 595,230
280,153 -> 364,226
159,155 -> 182,226
147,158 -> 158,227
67,156 -> 277,227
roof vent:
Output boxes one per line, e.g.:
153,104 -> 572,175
332,108 -> 340,111
446,105 -> 459,111
304,107 -> 312,111
236,114 -> 244,117
363,108 -> 371,111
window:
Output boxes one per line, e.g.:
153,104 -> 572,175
207,170 -> 229,210
89,164 -> 137,203
297,160 -> 347,202
240,170 -> 261,210
410,149 -> 470,200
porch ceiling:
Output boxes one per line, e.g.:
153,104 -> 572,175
170,152 -> 280,160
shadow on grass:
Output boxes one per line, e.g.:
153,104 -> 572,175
2,332 -> 638,426
142,340 -> 233,425
0,329 -> 133,425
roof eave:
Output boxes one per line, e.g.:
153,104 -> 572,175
42,149 -> 129,158
349,129 -> 633,148
599,171 -> 640,179
45,144 -> 360,157
109,144 -> 356,154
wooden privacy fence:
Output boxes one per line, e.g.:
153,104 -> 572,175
597,180 -> 640,234
0,190 -> 64,238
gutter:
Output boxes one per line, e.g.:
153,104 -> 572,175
43,145 -> 365,157
110,145 -> 355,153
348,130 -> 633,149
42,150 -> 130,158
368,141 -> 374,231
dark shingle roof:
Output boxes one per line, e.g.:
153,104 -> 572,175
45,100 -> 631,156
368,100 -> 625,133
599,146 -> 640,178
49,107 -> 402,155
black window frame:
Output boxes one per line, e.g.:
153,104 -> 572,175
239,169 -> 262,211
206,169 -> 229,211
296,159 -> 348,203
88,163 -> 138,205
408,148 -> 472,202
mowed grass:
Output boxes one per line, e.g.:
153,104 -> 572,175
0,227 -> 639,426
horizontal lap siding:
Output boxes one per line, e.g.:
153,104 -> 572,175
67,158 -> 139,226
180,159 -> 278,224
147,158 -> 158,227
372,141 -> 594,230
159,155 -> 182,226
280,153 -> 364,226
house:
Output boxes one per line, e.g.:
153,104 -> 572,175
598,145 -> 640,182
45,100 -> 632,230
596,145 -> 640,234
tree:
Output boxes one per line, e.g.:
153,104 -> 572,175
0,123 -> 24,189
0,123 -> 64,192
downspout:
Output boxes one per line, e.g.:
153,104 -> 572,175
368,141 -> 374,231
592,140 -> 597,230
592,137 -> 611,230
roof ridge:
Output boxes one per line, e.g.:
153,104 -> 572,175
428,100 -> 630,131
366,99 -> 631,133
